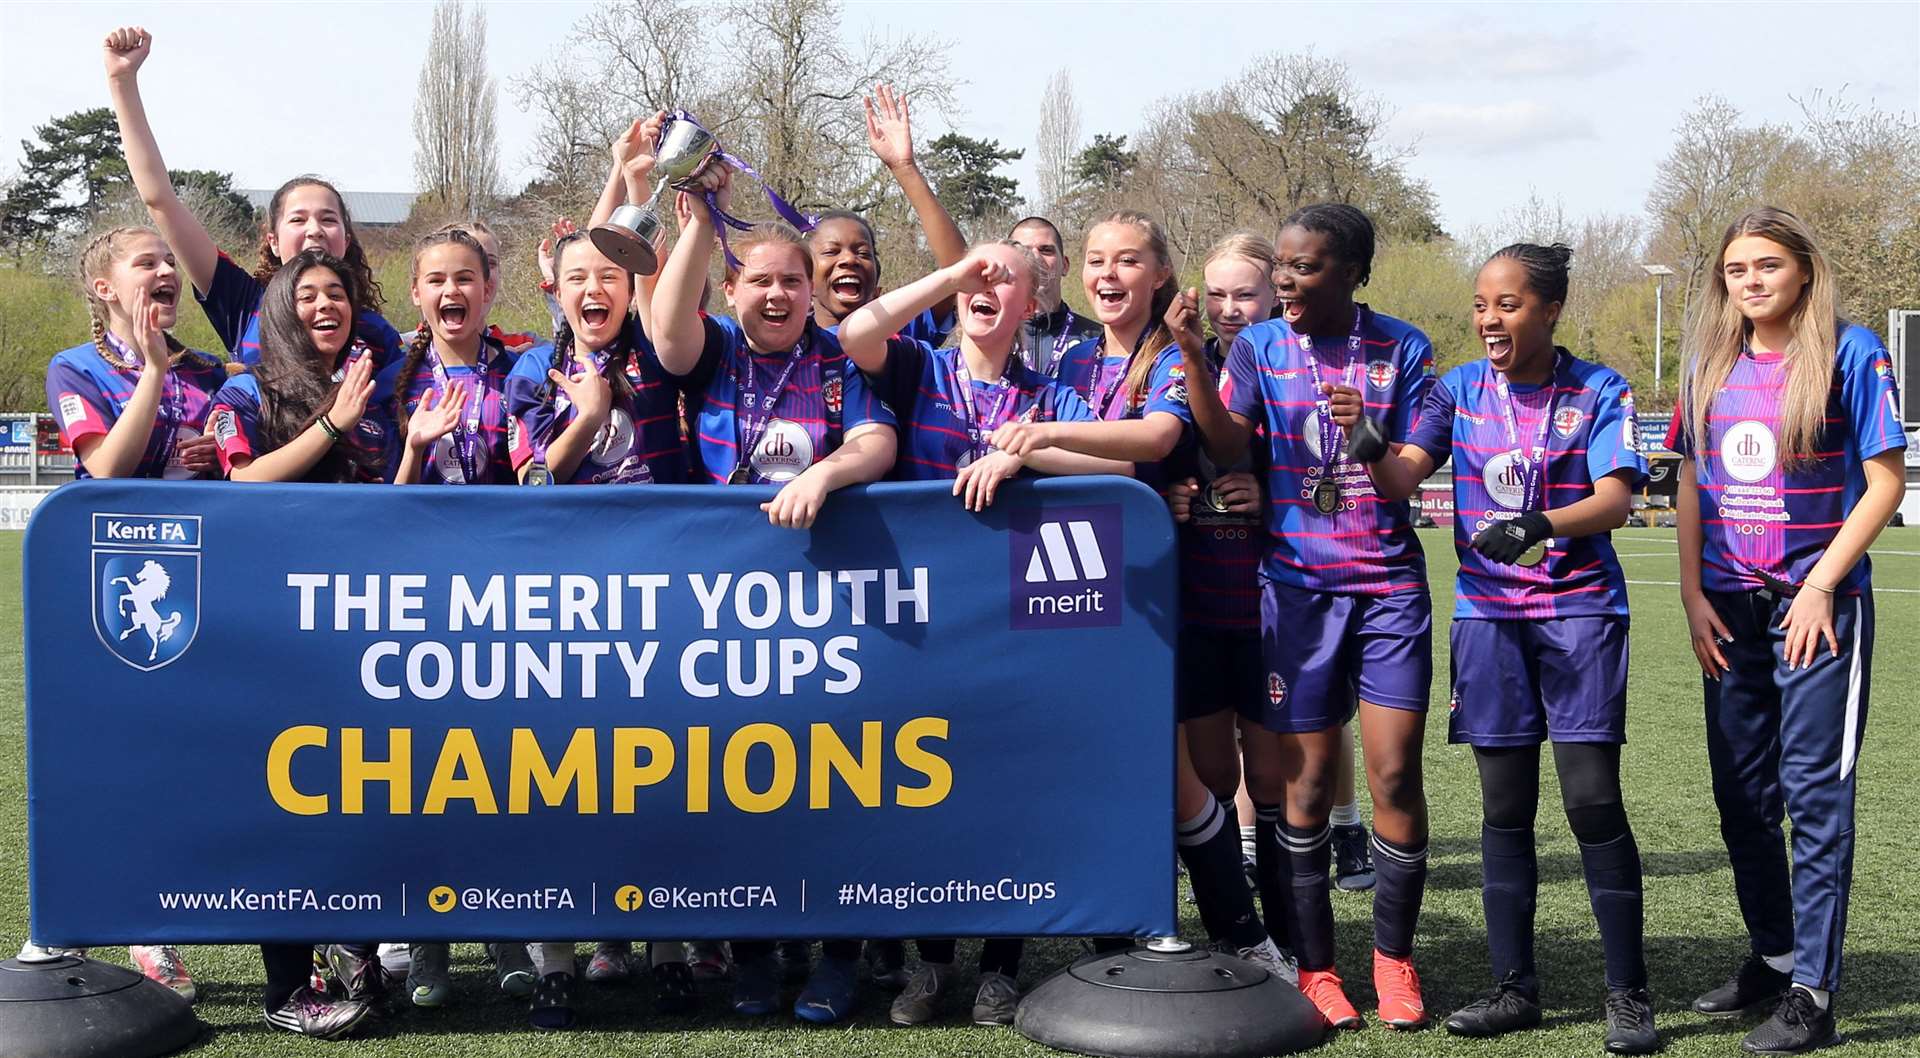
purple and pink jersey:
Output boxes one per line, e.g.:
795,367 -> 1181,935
205,346 -> 393,482
1181,338 -> 1268,630
1051,335 -> 1193,489
1666,323 -> 1904,595
197,253 -> 404,369
45,335 -> 227,480
504,319 -> 688,485
865,341 -> 1096,480
376,337 -> 518,485
1410,352 -> 1646,620
676,315 -> 895,486
1222,307 -> 1433,596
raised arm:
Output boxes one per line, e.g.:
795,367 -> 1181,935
650,181 -> 726,377
866,86 -> 965,269
841,250 -> 1008,375
103,28 -> 218,296
1168,290 -> 1255,465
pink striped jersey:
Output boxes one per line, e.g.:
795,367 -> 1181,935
1051,335 -> 1194,490
1666,323 -> 1905,594
504,318 -> 689,485
196,253 -> 403,369
45,334 -> 226,479
676,315 -> 895,486
376,335 -> 519,485
1409,352 -> 1646,619
863,340 -> 1096,481
1222,307 -> 1433,595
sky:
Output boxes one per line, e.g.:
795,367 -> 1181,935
2,0 -> 1915,239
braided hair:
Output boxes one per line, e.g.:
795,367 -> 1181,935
545,232 -> 636,412
390,227 -> 493,436
77,226 -> 216,371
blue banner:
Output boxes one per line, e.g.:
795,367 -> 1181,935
25,479 -> 1176,944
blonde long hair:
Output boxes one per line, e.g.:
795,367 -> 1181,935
1088,210 -> 1178,411
1677,206 -> 1840,467
1204,231 -> 1278,278
77,226 -> 198,367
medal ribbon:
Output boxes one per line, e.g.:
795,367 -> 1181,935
106,331 -> 186,474
1492,350 -> 1563,514
1301,305 -> 1366,482
427,339 -> 494,483
951,352 -> 1025,460
732,331 -> 808,480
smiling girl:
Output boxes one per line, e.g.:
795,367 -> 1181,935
1175,204 -> 1434,1032
1350,243 -> 1656,1053
1669,207 -> 1903,1055
807,86 -> 967,346
206,251 -> 389,484
105,27 -> 403,369
992,212 -> 1291,985
384,228 -> 500,487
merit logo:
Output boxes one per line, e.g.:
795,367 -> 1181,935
1009,505 -> 1122,630
91,513 -> 201,671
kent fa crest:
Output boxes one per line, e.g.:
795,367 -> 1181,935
91,513 -> 201,671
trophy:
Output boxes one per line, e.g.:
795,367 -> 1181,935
590,117 -> 721,276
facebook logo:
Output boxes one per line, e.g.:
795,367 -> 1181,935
1009,505 -> 1123,630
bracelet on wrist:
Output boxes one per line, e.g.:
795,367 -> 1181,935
1802,580 -> 1834,595
316,416 -> 342,443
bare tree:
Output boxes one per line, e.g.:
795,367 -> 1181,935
412,0 -> 500,217
1643,96 -> 1787,318
1034,69 -> 1081,217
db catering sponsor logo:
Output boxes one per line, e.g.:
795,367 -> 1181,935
1719,420 -> 1777,484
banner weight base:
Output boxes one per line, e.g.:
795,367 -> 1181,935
0,955 -> 201,1058
1015,942 -> 1324,1058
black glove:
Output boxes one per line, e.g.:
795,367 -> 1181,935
1344,415 -> 1389,464
1471,511 -> 1551,564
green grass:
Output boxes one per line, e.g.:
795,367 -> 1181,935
2,528 -> 1916,1056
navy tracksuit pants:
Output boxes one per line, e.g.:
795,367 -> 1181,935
1703,588 -> 1874,992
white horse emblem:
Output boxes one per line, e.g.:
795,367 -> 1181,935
111,560 -> 184,662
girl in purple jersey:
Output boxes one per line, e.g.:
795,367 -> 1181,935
387,228 -> 495,488
995,213 -> 1294,984
1672,208 -> 1904,1055
1351,244 -> 1657,1054
103,28 -> 402,369
25,225 -> 223,1001
838,240 -> 1127,1026
1177,204 -> 1432,1032
48,227 -> 224,483
206,252 -> 389,486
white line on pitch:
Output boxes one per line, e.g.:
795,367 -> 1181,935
1626,579 -> 1920,595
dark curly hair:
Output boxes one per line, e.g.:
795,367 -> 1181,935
251,176 -> 385,317
252,250 -> 384,482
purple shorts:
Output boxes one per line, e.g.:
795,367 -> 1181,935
1447,616 -> 1628,746
1177,626 -> 1263,722
1256,579 -> 1432,733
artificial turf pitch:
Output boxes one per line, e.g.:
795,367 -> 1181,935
2,528 -> 1914,1057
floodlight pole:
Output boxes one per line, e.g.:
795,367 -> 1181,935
1641,264 -> 1675,400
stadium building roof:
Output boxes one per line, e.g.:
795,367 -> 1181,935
238,189 -> 416,227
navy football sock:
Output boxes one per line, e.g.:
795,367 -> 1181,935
1253,802 -> 1290,948
1481,823 -> 1537,989
1280,820 -> 1335,971
1177,797 -> 1265,950
1370,832 -> 1428,958
1576,830 -> 1647,990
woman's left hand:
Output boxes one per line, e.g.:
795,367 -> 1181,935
1778,584 -> 1839,670
761,471 -> 830,529
953,450 -> 1024,511
988,420 -> 1055,458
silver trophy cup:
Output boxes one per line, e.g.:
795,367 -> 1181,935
589,118 -> 719,276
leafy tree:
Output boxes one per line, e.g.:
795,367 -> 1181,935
1071,134 -> 1137,196
924,133 -> 1022,221
0,108 -> 126,251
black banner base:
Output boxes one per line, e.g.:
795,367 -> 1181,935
1015,941 -> 1325,1058
0,956 -> 200,1058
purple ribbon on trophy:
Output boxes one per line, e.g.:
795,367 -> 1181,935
589,111 -> 815,276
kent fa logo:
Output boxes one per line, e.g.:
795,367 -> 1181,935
91,513 -> 201,671
1009,504 -> 1122,630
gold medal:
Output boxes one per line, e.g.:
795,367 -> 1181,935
1515,538 -> 1549,567
1313,479 -> 1341,515
728,466 -> 751,485
1204,482 -> 1232,514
